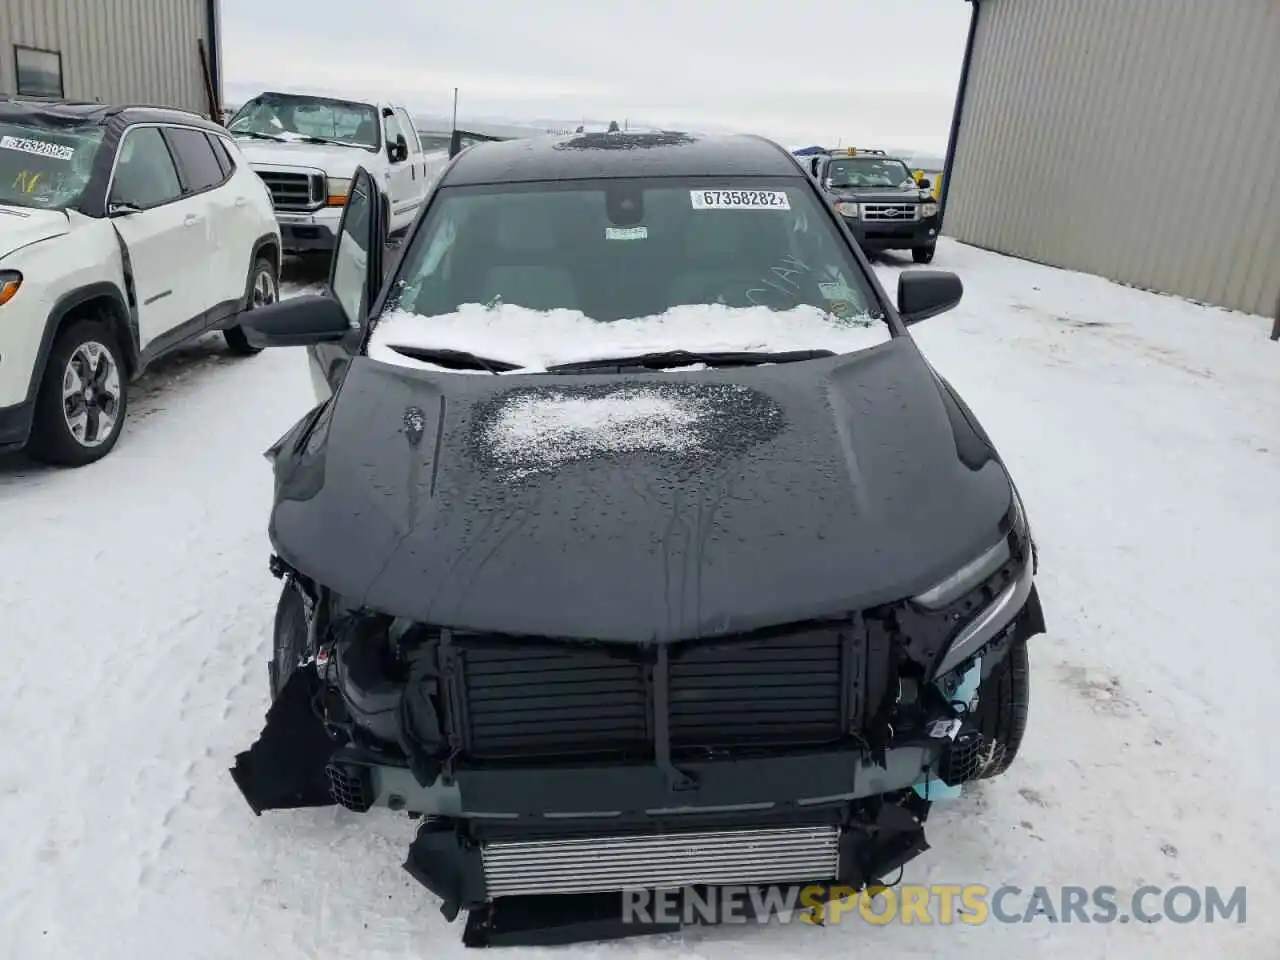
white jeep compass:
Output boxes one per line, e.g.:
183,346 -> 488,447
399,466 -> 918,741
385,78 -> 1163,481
0,96 -> 281,467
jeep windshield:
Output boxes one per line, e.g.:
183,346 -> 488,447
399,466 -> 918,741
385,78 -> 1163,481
228,93 -> 380,151
0,119 -> 103,210
375,177 -> 890,370
826,157 -> 914,189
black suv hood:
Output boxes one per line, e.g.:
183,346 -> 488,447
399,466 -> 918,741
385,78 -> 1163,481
269,338 -> 1012,642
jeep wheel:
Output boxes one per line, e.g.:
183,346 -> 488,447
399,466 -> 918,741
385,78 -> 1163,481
270,583 -> 310,701
224,255 -> 278,356
27,320 -> 128,467
970,638 -> 1030,778
912,245 -> 936,264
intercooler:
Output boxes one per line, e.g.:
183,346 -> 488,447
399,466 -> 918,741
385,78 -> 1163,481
480,825 -> 841,897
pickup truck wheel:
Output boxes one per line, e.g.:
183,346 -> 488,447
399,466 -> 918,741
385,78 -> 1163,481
912,245 -> 936,264
970,638 -> 1030,778
224,255 -> 277,356
27,319 -> 128,467
270,583 -> 310,702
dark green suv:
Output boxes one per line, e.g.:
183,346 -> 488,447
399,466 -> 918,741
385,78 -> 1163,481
804,148 -> 940,263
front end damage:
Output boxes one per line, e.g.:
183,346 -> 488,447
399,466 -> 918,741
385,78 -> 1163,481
231,523 -> 1044,947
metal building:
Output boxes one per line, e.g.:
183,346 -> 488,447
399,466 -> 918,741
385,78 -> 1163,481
1,0 -> 222,118
939,0 -> 1279,318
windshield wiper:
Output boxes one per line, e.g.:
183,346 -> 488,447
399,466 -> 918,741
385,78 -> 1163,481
234,130 -> 286,142
295,136 -> 364,148
386,345 -> 520,374
546,349 -> 835,373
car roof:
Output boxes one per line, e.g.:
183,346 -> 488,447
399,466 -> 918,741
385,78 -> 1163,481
0,96 -> 223,132
440,131 -> 805,186
243,90 -> 387,108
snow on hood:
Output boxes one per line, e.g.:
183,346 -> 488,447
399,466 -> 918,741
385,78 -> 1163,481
233,137 -> 376,178
0,204 -> 69,258
366,302 -> 888,374
478,382 -> 777,480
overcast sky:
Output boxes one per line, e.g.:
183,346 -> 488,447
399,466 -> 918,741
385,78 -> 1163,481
221,0 -> 971,155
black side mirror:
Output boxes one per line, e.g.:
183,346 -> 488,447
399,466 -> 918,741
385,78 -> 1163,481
917,177 -> 932,190
241,294 -> 351,347
897,270 -> 963,325
389,135 -> 409,162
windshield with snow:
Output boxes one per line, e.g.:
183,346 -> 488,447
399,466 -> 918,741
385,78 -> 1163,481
826,157 -> 914,189
228,94 -> 380,150
386,178 -> 885,325
0,120 -> 103,209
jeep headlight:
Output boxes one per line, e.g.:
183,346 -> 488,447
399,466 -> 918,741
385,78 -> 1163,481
921,202 -> 938,218
326,177 -> 352,207
0,270 -> 22,306
834,201 -> 859,218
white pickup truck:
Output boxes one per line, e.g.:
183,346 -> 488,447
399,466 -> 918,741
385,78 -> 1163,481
226,91 -> 447,253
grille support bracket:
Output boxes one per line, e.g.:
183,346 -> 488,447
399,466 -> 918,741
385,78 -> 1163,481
652,646 -> 697,791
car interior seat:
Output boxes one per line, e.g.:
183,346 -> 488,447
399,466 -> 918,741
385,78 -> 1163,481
669,212 -> 797,309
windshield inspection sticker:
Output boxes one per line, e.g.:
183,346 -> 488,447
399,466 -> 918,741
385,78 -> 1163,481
605,225 -> 648,240
690,189 -> 790,210
818,281 -> 856,301
0,135 -> 75,161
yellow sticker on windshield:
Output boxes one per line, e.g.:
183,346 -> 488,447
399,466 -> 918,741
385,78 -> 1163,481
12,170 -> 43,193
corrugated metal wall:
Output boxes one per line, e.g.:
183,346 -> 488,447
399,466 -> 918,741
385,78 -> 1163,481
944,0 -> 1280,318
0,0 -> 210,115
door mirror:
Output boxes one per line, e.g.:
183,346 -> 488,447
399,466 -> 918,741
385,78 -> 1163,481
107,202 -> 142,217
917,177 -> 932,190
241,294 -> 351,347
389,135 -> 409,162
328,166 -> 385,328
897,270 -> 963,325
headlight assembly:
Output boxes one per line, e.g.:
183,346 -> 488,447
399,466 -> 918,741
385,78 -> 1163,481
326,177 -> 352,207
913,495 -> 1036,677
0,270 -> 22,306
912,536 -> 1011,611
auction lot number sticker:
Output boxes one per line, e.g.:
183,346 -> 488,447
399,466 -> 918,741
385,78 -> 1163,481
0,135 -> 75,161
691,189 -> 790,210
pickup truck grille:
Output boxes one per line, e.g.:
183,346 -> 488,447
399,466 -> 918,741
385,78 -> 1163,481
862,203 -> 919,222
257,171 -> 323,211
445,623 -> 857,761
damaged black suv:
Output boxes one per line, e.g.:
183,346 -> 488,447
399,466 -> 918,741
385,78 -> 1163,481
230,131 -> 1044,947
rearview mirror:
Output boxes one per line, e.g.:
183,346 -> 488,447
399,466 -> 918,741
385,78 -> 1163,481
897,270 -> 963,325
242,294 -> 351,347
917,177 -> 932,190
389,135 -> 409,162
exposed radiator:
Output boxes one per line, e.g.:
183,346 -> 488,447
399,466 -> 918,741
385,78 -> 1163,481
455,642 -> 649,759
480,825 -> 841,898
669,630 -> 844,748
450,625 -> 850,760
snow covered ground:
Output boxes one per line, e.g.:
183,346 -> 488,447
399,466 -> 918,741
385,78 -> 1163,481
2,239 -> 1276,958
